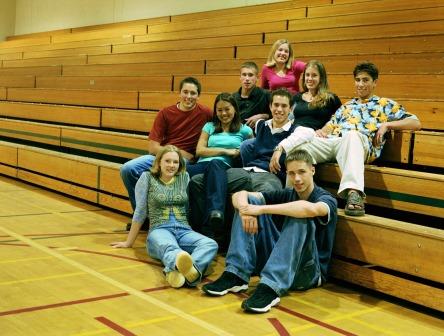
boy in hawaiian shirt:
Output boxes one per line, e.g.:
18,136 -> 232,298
295,62 -> 421,216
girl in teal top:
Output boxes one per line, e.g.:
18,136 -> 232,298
111,145 -> 218,288
187,93 -> 253,243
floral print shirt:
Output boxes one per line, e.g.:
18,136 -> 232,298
325,95 -> 417,162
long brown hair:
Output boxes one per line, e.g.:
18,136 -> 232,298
265,39 -> 294,70
301,60 -> 334,109
212,93 -> 242,133
150,145 -> 186,178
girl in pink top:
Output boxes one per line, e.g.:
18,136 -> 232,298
261,39 -> 306,95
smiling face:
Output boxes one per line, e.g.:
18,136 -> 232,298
178,83 -> 199,111
273,43 -> 290,65
215,100 -> 236,127
304,65 -> 320,92
354,71 -> 377,100
286,160 -> 315,197
270,94 -> 291,128
159,151 -> 180,182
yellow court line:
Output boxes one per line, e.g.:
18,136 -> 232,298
72,299 -> 242,335
72,316 -> 177,336
287,296 -> 399,335
1,262 -> 148,286
0,226 -> 233,336
0,271 -> 85,286
0,255 -> 54,264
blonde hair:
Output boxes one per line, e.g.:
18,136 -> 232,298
265,39 -> 294,70
150,145 -> 186,178
302,60 -> 334,109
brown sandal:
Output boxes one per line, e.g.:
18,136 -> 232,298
345,191 -> 365,216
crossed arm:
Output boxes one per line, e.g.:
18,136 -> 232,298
232,190 -> 328,234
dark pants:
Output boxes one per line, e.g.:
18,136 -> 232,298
189,167 -> 252,243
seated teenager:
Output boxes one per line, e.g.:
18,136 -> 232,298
189,88 -> 296,245
295,61 -> 421,216
187,93 -> 253,239
202,149 -> 338,314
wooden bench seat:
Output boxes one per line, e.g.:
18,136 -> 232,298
130,34 -> 262,52
0,118 -> 150,159
140,21 -> 287,43
6,28 -> 72,40
6,88 -> 138,109
0,141 -> 19,177
238,35 -> 444,59
0,66 -> 62,76
0,101 -> 101,127
0,118 -> 61,146
0,140 -> 130,212
149,7 -> 306,35
71,16 -> 169,33
3,55 -> 87,68
51,25 -> 147,44
23,45 -> 111,59
62,61 -> 204,76
401,100 -> 443,131
0,36 -> 50,49
0,37 -> 133,56
101,108 -> 157,132
208,52 -> 444,74
413,131 -> 444,168
169,0 -> 330,22
316,163 -> 444,218
308,0 -> 443,18
88,47 -> 234,64
171,74 -> 443,100
289,6 -> 444,31
36,75 -> 172,91
0,88 -> 6,100
331,211 -> 444,312
0,52 -> 21,61
266,20 -> 444,44
0,76 -> 35,88
139,91 -> 216,111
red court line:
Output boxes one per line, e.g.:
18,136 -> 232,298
73,249 -> 162,267
237,292 -> 356,336
95,316 -> 137,336
276,306 -> 358,336
268,318 -> 290,336
0,285 -> 170,316
0,293 -> 128,317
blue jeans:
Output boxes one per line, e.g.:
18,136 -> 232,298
147,223 -> 218,286
120,154 -> 155,210
225,196 -> 321,296
187,159 -> 230,214
240,138 -> 255,166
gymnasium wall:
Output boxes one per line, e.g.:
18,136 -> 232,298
14,0 -> 286,35
0,0 -> 16,41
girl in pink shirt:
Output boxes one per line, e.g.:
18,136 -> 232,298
261,39 -> 306,95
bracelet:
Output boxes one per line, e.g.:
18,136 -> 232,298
273,145 -> 283,152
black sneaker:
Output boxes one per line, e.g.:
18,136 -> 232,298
202,271 -> 248,296
241,283 -> 280,313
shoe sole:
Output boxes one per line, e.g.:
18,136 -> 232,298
166,271 -> 185,288
202,284 -> 248,296
242,297 -> 280,313
176,251 -> 199,283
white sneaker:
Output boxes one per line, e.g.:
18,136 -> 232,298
176,251 -> 199,283
166,270 -> 185,288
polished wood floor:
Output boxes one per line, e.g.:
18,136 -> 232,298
0,175 -> 442,335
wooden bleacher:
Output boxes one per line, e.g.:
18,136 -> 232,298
0,0 -> 443,312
